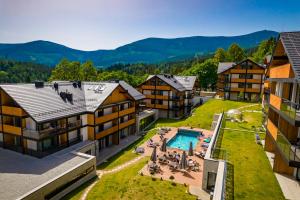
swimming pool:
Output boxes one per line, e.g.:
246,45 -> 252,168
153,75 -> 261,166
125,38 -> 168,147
167,129 -> 200,151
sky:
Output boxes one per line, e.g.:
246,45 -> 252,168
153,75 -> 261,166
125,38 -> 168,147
0,0 -> 300,50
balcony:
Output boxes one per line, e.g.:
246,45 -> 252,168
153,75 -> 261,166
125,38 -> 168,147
95,125 -> 118,139
185,94 -> 193,99
230,69 -> 246,73
95,112 -> 118,124
2,106 -> 26,116
119,107 -> 135,116
245,88 -> 260,93
23,124 -> 68,140
141,85 -> 155,90
95,107 -> 135,124
270,63 -> 294,79
270,94 -> 281,110
119,118 -> 135,129
145,94 -> 168,100
3,124 -> 22,135
280,98 -> 300,122
68,120 -> 82,130
230,88 -> 244,92
276,130 -> 300,166
171,96 -> 180,100
155,104 -> 168,109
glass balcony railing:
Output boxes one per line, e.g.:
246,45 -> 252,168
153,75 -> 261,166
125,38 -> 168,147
280,98 -> 300,121
276,130 -> 300,164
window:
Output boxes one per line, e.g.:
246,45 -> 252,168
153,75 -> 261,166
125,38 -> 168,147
151,99 -> 155,104
246,83 -> 252,88
238,83 -> 245,88
98,109 -> 104,117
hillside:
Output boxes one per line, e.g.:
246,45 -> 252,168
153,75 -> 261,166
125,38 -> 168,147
0,30 -> 278,67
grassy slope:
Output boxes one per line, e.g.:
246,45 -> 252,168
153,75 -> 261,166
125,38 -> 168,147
97,129 -> 157,170
88,157 -> 196,200
155,99 -> 251,130
221,108 -> 285,200
64,99 -> 283,200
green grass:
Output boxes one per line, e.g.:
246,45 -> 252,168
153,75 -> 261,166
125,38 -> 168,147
97,128 -> 157,170
88,157 -> 196,200
62,177 -> 98,200
65,99 -> 282,200
155,99 -> 252,130
220,108 -> 285,200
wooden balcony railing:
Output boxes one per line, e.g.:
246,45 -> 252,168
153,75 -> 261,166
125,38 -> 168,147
141,85 -> 155,90
270,94 -> 281,110
95,112 -> 118,124
3,124 -> 22,135
96,125 -> 118,139
270,63 -> 294,79
267,119 -> 278,140
119,119 -> 135,129
120,107 -> 135,116
2,106 -> 26,116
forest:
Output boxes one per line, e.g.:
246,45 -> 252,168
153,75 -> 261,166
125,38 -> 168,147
0,37 -> 275,89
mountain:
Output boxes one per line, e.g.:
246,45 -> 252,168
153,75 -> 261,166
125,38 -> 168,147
0,30 -> 278,67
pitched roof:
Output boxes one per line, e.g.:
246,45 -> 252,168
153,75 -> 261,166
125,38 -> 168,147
0,81 -> 143,123
217,59 -> 265,74
146,75 -> 197,91
119,81 -> 145,100
217,62 -> 235,74
279,31 -> 300,79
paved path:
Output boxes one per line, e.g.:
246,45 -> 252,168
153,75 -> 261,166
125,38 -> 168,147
237,103 -> 259,110
79,155 -> 144,200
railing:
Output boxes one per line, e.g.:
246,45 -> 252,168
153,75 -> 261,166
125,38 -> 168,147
2,106 -> 27,116
22,120 -> 81,140
185,94 -> 193,99
280,98 -> 300,121
276,130 -> 300,163
68,120 -> 82,129
270,94 -> 281,110
3,124 -> 22,135
171,96 -> 181,100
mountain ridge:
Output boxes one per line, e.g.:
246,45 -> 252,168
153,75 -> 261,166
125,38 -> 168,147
0,30 -> 278,67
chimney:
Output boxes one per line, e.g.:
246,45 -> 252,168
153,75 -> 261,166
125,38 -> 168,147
34,81 -> 44,88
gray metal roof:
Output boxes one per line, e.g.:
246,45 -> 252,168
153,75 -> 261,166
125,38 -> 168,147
119,81 -> 145,100
146,75 -> 197,91
217,62 -> 235,74
0,81 -> 141,123
280,32 -> 300,79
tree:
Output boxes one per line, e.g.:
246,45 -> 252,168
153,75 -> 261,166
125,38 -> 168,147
214,48 -> 227,62
183,59 -> 218,90
252,37 -> 276,63
227,43 -> 246,62
80,61 -> 97,81
0,71 -> 8,82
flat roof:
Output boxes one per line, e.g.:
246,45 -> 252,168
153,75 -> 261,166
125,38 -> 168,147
0,141 -> 95,200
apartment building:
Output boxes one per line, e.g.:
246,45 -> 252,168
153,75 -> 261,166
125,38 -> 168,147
264,31 -> 300,181
217,59 -> 265,101
0,80 -> 144,158
137,74 -> 199,119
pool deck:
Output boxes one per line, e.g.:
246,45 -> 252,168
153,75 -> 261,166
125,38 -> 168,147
139,127 -> 213,188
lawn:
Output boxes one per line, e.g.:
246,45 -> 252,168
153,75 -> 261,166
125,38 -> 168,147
64,99 -> 276,200
220,108 -> 285,200
155,99 -> 252,130
97,128 -> 157,170
88,157 -> 196,200
98,99 -> 252,170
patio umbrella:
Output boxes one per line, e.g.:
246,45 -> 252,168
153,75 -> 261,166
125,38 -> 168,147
160,138 -> 167,152
179,151 -> 188,169
150,146 -> 157,162
188,141 -> 193,156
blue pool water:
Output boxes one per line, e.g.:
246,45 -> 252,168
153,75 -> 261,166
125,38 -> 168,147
167,129 -> 200,151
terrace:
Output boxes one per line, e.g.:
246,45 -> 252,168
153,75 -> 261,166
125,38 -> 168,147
139,127 -> 213,190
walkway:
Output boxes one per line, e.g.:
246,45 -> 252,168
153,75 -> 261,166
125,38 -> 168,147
265,151 -> 300,200
80,155 -> 145,200
237,103 -> 259,110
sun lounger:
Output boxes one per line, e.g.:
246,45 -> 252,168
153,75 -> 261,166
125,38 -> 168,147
204,137 -> 211,143
195,151 -> 206,158
135,147 -> 145,154
201,143 -> 209,148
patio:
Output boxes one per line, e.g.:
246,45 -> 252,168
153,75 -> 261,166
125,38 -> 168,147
139,127 -> 213,187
